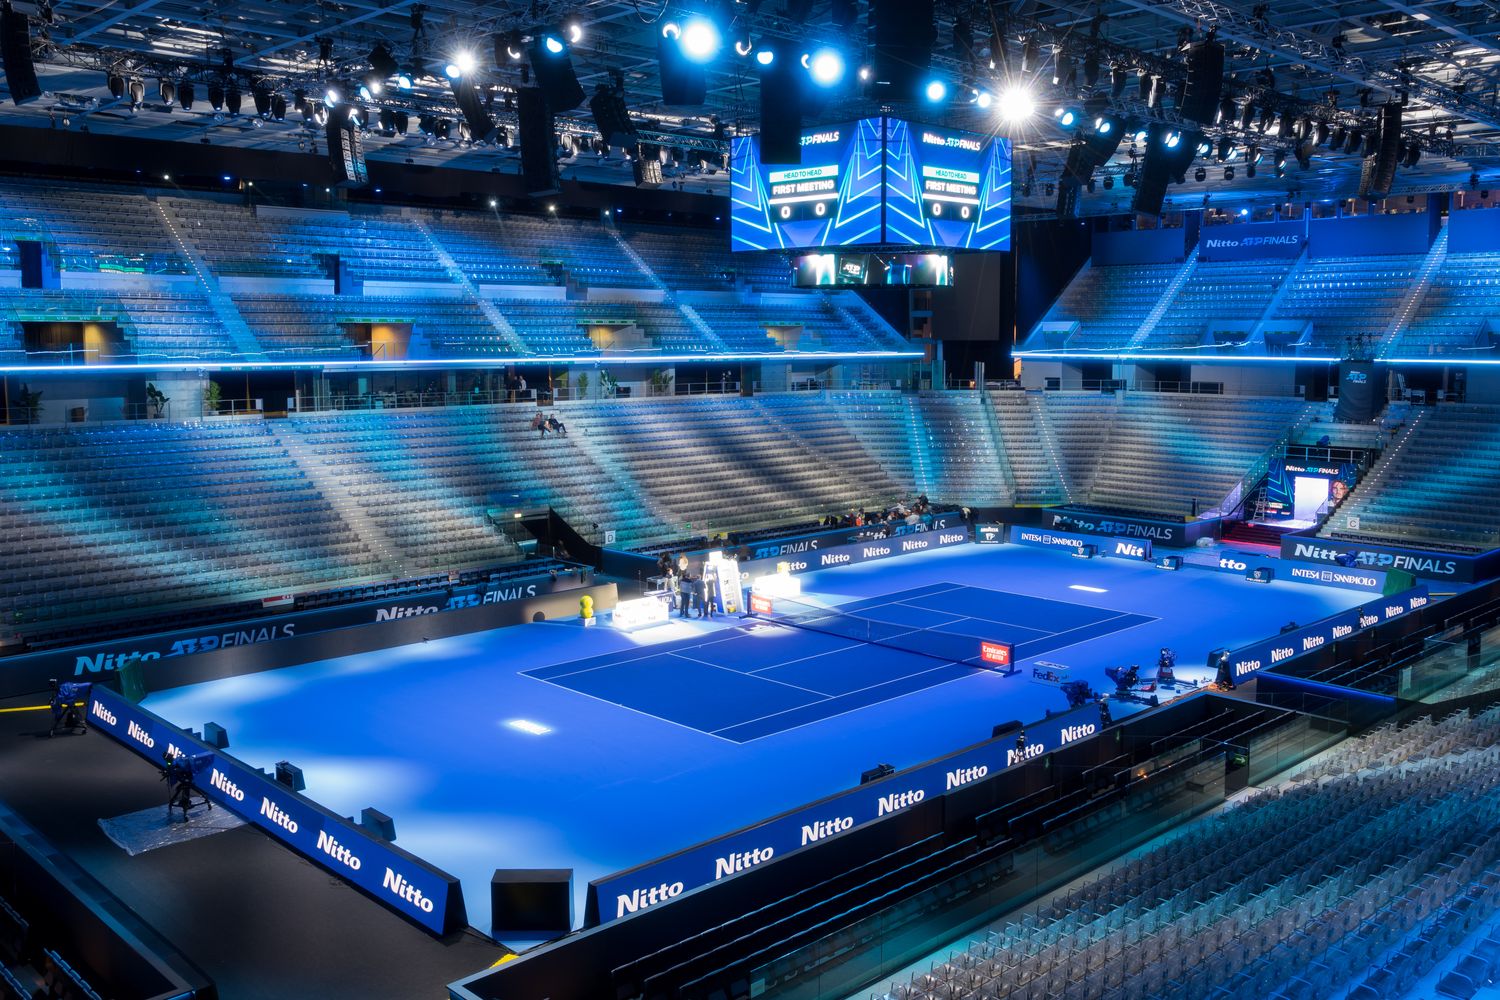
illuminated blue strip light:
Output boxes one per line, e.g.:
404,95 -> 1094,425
0,350 -> 924,374
1013,351 -> 1340,364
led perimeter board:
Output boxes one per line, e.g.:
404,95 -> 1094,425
731,117 -> 1011,252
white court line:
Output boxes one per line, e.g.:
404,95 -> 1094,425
668,652 -> 834,698
522,672 -> 741,744
710,662 -> 987,743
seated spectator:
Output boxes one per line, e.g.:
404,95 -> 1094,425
531,410 -> 548,436
547,413 -> 567,436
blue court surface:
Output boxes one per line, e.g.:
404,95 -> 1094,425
524,583 -> 1156,743
142,543 -> 1365,933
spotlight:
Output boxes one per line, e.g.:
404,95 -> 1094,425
504,30 -> 524,61
271,95 -> 286,120
1054,106 -> 1080,129
974,89 -> 992,110
998,85 -> 1036,123
1110,64 -> 1128,97
107,72 -> 125,100
1224,166 -> 1234,180
807,48 -> 844,86
159,78 -> 175,107
226,81 -> 241,116
395,68 -> 415,90
1218,94 -> 1236,124
1131,127 -> 1149,145
858,66 -> 871,82
565,19 -> 583,44
324,85 -> 340,106
1093,116 -> 1112,135
1216,138 -> 1233,161
1196,140 -> 1212,157
677,17 -> 722,62
924,79 -> 947,103
1239,101 -> 1256,131
1315,122 -> 1330,146
178,81 -> 195,110
1195,166 -> 1207,181
542,34 -> 565,55
1330,125 -> 1346,149
1404,144 -> 1422,168
1103,175 -> 1114,189
1162,129 -> 1181,149
755,48 -> 775,67
128,77 -> 145,109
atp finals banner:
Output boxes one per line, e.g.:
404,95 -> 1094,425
1196,220 -> 1307,261
586,702 -> 1102,926
86,685 -> 466,936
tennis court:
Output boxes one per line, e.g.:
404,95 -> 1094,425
523,583 -> 1157,743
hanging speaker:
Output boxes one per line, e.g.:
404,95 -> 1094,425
1358,103 -> 1402,199
528,35 -> 584,111
325,105 -> 368,188
452,79 -> 496,142
1178,40 -> 1224,126
588,83 -> 636,148
518,87 -> 561,197
758,57 -> 802,165
871,0 -> 936,99
0,7 -> 39,106
657,31 -> 706,105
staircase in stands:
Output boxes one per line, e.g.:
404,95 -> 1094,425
273,426 -> 407,578
1376,221 -> 1450,358
603,228 -> 668,290
405,216 -> 528,354
150,200 -> 266,360
1126,245 -> 1200,350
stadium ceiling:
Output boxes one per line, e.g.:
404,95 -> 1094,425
6,0 -> 1500,212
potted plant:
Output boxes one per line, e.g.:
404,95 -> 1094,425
203,380 -> 223,416
575,371 -> 589,401
17,384 -> 41,424
145,382 -> 170,419
598,370 -> 618,398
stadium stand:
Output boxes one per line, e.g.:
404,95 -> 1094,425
911,391 -> 1015,506
1267,254 -> 1425,354
0,287 -> 237,362
986,390 -> 1069,506
1394,251 -> 1500,358
0,182 -> 188,275
1320,403 -> 1500,553
1033,262 -> 1180,351
1051,393 -> 1310,517
0,420 -> 387,627
876,704 -> 1500,1000
162,197 -> 448,283
233,292 -> 500,360
426,212 -> 648,288
619,225 -> 790,291
1144,259 -> 1296,350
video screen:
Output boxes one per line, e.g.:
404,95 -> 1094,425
731,118 -> 885,252
881,119 -> 1012,250
792,252 -> 954,286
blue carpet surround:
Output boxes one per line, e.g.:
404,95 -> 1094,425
525,584 -> 1155,743
143,544 -> 1365,932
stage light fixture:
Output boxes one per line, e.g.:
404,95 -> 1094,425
998,85 -> 1036,123
1216,138 -> 1233,161
565,19 -> 583,44
226,81 -> 241,115
159,78 -> 175,107
1404,144 -> 1421,168
1196,140 -> 1212,156
1054,106 -> 1080,128
924,78 -> 947,102
807,47 -> 844,86
1238,101 -> 1256,131
1224,166 -> 1234,180
1093,116 -> 1113,135
1218,94 -> 1236,124
324,85 -> 340,106
755,48 -> 775,66
107,72 -> 125,100
1162,130 -> 1181,149
858,66 -> 871,82
1131,127 -> 1148,145
178,80 -> 195,110
1110,64 -> 1128,97
974,89 -> 992,109
542,34 -> 565,55
128,77 -> 144,109
207,80 -> 224,111
678,17 -> 722,63
1195,166 -> 1206,181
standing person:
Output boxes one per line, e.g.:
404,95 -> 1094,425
676,552 -> 690,577
677,570 -> 694,618
701,570 -> 718,620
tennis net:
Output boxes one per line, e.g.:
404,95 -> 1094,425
751,593 -> 1001,669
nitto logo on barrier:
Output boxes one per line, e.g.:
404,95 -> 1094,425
1006,742 -> 1045,767
1289,541 -> 1460,579
1234,658 -> 1262,677
801,815 -> 855,845
382,869 -> 436,914
1113,540 -> 1147,559
126,720 -> 155,749
946,764 -> 988,789
1050,513 -> 1174,541
863,546 -> 892,559
260,797 -> 300,833
820,553 -> 852,566
1219,557 -> 1248,572
317,830 -> 363,871
616,881 -> 684,918
1060,723 -> 1097,745
90,701 -> 116,727
714,846 -> 774,880
1270,644 -> 1297,664
210,769 -> 247,802
73,625 -> 297,675
375,605 -> 439,622
877,788 -> 925,816
1332,623 -> 1354,640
